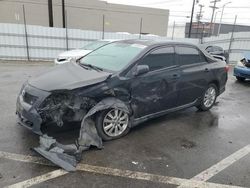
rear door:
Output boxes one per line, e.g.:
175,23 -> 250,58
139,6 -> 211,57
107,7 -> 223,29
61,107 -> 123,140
130,46 -> 180,118
175,45 -> 212,106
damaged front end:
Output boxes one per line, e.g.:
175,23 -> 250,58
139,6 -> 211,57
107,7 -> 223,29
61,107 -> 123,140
33,97 -> 130,171
16,81 -> 131,171
38,93 -> 97,129
16,83 -> 98,134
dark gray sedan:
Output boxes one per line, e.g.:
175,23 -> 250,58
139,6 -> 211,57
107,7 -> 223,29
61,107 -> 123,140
16,40 -> 228,140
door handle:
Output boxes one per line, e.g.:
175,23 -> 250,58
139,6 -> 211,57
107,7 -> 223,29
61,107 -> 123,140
172,74 -> 180,79
205,68 -> 210,72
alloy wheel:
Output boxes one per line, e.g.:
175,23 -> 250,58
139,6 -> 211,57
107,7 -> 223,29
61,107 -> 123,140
103,109 -> 129,137
203,87 -> 216,108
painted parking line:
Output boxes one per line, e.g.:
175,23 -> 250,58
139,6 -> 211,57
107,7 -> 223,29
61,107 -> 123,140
76,163 -> 243,188
178,144 -> 250,187
5,169 -> 68,188
0,151 -> 245,188
191,144 -> 250,181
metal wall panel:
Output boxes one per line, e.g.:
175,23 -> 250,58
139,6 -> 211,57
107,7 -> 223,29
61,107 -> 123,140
0,23 -> 199,61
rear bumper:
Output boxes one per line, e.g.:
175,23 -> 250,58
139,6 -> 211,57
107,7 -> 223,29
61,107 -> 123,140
234,66 -> 250,79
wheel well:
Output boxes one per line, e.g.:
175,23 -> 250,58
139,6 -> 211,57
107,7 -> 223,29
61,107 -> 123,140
209,80 -> 220,93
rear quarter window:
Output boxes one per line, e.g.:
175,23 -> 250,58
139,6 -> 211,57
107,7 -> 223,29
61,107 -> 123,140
176,46 -> 206,66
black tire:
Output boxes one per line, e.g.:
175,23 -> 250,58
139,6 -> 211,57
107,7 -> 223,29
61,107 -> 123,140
236,76 -> 246,82
197,83 -> 218,111
95,109 -> 131,141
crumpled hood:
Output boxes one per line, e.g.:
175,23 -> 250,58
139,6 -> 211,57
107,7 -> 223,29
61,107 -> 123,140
58,49 -> 92,59
28,62 -> 111,91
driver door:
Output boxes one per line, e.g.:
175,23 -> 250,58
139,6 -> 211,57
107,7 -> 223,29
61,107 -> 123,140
130,46 -> 180,118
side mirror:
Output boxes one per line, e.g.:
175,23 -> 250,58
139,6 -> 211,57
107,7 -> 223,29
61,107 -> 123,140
134,65 -> 149,76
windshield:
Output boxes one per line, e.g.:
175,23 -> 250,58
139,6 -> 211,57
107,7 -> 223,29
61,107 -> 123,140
81,41 -> 109,50
79,42 -> 147,71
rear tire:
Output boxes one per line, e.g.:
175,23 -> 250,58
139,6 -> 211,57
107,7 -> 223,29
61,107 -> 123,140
236,76 -> 246,82
95,109 -> 130,141
197,84 -> 217,111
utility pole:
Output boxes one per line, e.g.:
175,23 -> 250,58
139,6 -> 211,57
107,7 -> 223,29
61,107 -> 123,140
188,0 -> 196,38
48,0 -> 53,27
196,4 -> 204,38
209,0 -> 220,36
62,0 -> 66,28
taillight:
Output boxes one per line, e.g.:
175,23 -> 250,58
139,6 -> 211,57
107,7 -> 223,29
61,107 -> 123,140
225,65 -> 229,72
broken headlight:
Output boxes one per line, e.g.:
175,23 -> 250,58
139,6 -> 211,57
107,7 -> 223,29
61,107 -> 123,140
22,91 -> 38,105
19,83 -> 38,106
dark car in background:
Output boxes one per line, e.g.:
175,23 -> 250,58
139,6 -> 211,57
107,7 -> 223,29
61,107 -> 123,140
16,40 -> 228,140
201,45 -> 229,63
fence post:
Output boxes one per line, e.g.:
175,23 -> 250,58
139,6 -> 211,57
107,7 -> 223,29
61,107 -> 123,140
22,5 -> 30,61
228,15 -> 237,62
65,10 -> 69,50
171,21 -> 175,40
102,14 -> 105,39
139,18 -> 142,39
200,23 -> 205,44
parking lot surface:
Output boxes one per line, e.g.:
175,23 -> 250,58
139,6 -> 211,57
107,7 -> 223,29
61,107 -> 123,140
0,61 -> 250,188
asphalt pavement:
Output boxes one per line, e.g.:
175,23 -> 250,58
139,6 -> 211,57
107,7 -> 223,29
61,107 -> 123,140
0,61 -> 250,188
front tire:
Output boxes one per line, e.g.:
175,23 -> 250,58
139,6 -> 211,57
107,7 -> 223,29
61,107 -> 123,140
95,108 -> 130,141
197,84 -> 217,111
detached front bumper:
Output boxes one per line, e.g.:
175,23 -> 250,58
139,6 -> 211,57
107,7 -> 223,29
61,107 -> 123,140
234,66 -> 250,79
16,84 -> 50,135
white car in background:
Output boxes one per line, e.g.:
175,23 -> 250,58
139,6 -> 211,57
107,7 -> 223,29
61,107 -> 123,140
54,40 -> 116,64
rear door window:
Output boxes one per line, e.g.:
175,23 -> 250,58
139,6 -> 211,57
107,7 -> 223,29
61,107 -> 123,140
176,46 -> 205,66
139,47 -> 176,71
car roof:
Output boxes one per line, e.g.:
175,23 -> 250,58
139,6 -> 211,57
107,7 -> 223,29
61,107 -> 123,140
114,39 -> 199,48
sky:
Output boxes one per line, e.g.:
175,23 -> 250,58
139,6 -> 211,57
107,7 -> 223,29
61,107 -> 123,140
104,0 -> 250,26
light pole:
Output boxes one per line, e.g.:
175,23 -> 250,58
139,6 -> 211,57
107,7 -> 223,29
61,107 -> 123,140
217,1 -> 232,36
212,10 -> 221,35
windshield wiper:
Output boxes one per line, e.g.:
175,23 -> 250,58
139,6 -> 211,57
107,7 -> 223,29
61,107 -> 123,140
80,63 -> 103,72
